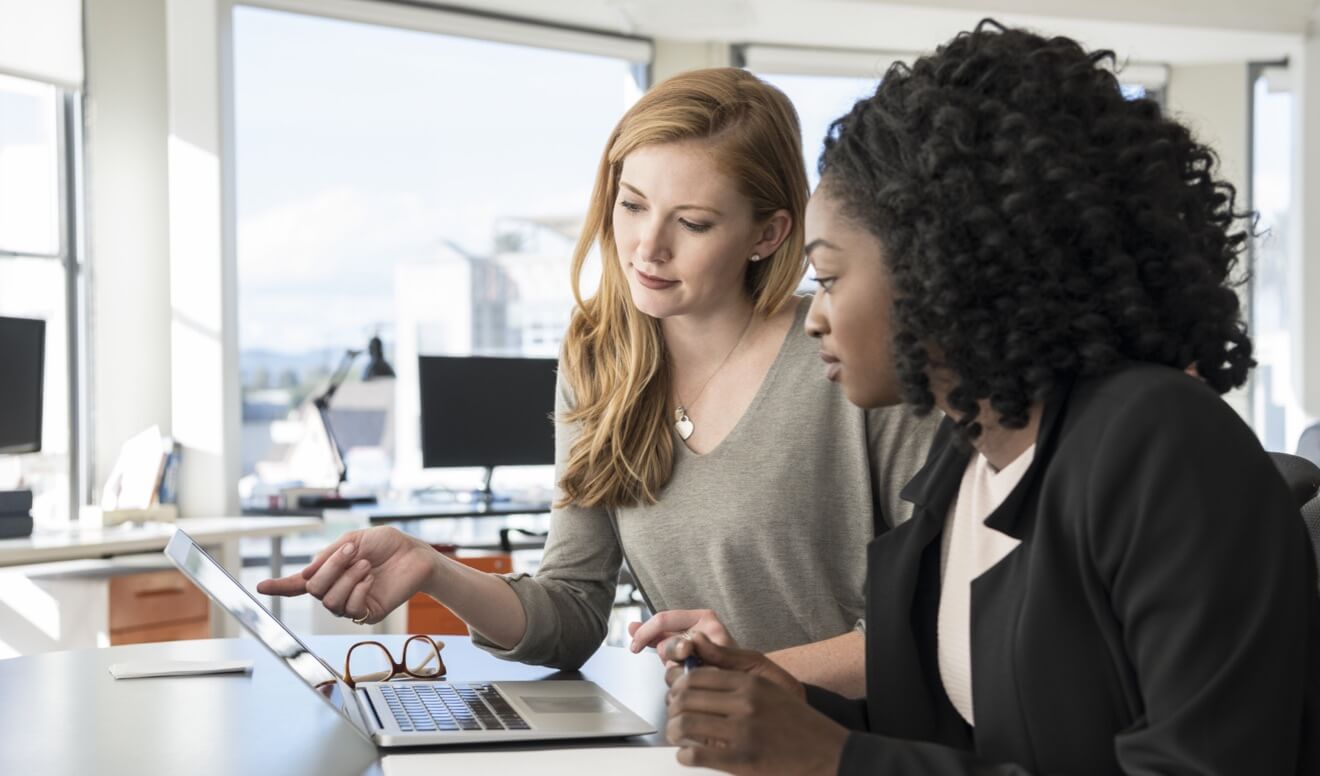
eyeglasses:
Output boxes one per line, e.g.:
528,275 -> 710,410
343,635 -> 447,689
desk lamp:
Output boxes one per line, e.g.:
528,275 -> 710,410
307,335 -> 394,508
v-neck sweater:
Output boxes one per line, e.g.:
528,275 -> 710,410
470,296 -> 942,669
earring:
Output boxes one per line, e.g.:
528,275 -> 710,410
750,253 -> 762,263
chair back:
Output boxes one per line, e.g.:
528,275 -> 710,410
1270,453 -> 1320,509
1304,495 -> 1320,597
1299,423 -> 1320,468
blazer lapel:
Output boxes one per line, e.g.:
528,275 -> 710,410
866,417 -> 971,741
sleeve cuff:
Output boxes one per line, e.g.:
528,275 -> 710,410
805,683 -> 870,730
467,573 -> 562,664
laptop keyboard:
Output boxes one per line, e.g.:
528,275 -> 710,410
378,682 -> 530,733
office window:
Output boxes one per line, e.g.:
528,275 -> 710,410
751,52 -> 1162,293
0,73 -> 80,525
0,75 -> 62,256
755,72 -> 876,190
1249,67 -> 1313,451
233,6 -> 643,491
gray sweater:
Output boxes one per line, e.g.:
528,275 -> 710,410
471,297 -> 940,669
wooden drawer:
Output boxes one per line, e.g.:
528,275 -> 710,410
109,569 -> 210,633
407,554 -> 511,636
110,618 -> 210,646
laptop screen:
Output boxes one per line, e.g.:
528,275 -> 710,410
164,530 -> 367,733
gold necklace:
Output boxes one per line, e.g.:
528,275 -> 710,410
673,310 -> 756,441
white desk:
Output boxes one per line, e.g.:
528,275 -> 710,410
0,636 -> 669,776
0,517 -> 321,640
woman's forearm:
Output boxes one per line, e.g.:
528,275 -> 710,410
768,629 -> 866,697
422,554 -> 528,650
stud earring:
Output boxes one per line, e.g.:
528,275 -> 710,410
750,253 -> 762,262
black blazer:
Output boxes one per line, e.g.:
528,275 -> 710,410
807,363 -> 1320,774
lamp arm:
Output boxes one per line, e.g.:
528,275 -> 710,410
314,349 -> 362,408
312,348 -> 361,488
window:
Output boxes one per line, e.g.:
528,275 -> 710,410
232,6 -> 645,495
745,46 -> 1166,295
757,72 -> 877,190
0,72 -> 82,526
1249,66 -> 1313,452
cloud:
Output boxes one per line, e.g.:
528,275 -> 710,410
237,186 -> 495,294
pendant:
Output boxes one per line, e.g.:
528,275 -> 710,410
674,407 -> 695,440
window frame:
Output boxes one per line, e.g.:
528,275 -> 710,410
0,76 -> 87,523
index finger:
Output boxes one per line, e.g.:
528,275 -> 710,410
256,574 -> 309,597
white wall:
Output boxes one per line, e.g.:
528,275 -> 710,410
83,0 -> 174,495
1296,22 -> 1320,418
651,39 -> 731,83
0,0 -> 83,87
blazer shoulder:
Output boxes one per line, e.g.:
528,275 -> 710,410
1069,363 -> 1245,436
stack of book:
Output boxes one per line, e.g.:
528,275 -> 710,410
0,489 -> 33,540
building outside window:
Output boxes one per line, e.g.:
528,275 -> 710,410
232,6 -> 646,496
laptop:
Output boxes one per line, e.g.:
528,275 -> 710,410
164,529 -> 656,746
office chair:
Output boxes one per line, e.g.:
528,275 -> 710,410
1300,423 -> 1320,469
1305,495 -> 1320,597
1271,453 -> 1320,509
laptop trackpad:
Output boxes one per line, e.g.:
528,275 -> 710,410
521,696 -> 618,714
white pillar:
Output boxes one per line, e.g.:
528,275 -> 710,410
83,0 -> 173,497
165,0 -> 241,518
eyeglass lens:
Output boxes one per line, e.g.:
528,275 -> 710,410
405,637 -> 442,677
347,642 -> 394,685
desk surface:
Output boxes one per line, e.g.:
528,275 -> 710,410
246,499 -> 553,522
0,635 -> 669,776
0,516 -> 322,568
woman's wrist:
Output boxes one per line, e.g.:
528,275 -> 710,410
421,547 -> 458,603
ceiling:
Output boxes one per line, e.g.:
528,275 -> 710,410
423,0 -> 1319,63
843,0 -> 1320,35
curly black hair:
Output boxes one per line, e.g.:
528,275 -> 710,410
819,19 -> 1255,436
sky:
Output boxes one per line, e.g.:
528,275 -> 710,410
232,7 -> 637,354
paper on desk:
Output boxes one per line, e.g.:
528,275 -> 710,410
108,659 -> 254,679
381,747 -> 721,775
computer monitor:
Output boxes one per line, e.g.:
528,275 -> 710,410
0,316 -> 45,455
418,356 -> 557,482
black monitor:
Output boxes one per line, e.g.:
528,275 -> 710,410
419,355 -> 557,477
0,316 -> 45,455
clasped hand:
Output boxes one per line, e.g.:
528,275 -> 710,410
642,611 -> 849,775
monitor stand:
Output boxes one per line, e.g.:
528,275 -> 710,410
458,467 -> 510,504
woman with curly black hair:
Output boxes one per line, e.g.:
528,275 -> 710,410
655,20 -> 1320,775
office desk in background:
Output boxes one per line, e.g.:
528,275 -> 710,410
0,516 -> 320,568
0,635 -> 669,776
0,517 -> 322,636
